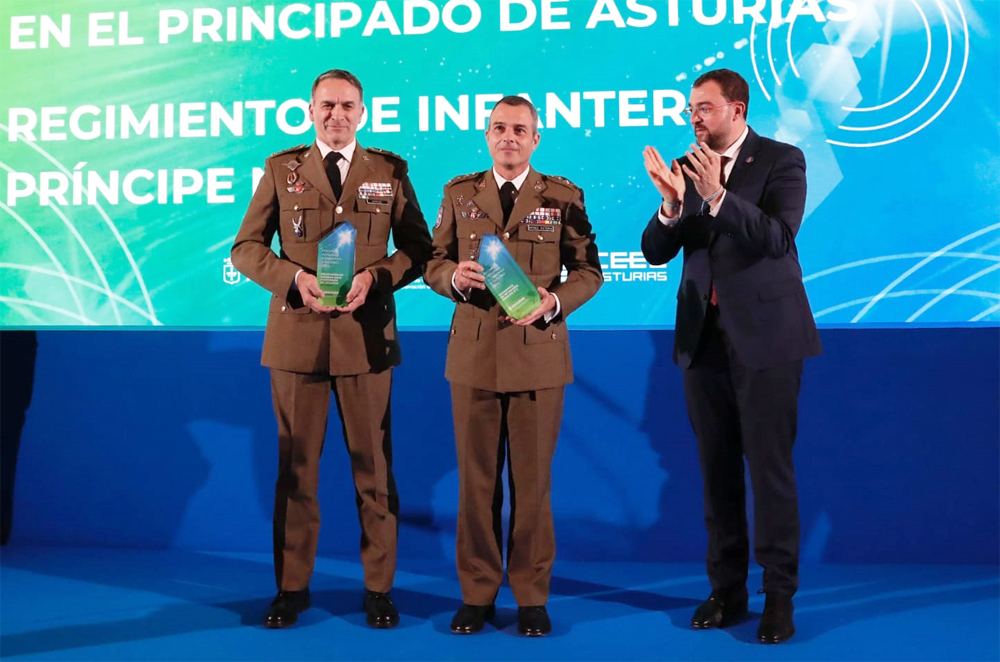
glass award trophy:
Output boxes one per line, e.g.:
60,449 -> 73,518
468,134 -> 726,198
477,234 -> 541,319
317,222 -> 356,307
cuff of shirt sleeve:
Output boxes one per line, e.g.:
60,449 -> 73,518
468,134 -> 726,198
451,269 -> 470,301
544,293 -> 561,323
707,190 -> 726,216
658,201 -> 681,226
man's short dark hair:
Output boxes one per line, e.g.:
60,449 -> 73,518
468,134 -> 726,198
693,68 -> 750,118
311,69 -> 364,102
490,96 -> 540,133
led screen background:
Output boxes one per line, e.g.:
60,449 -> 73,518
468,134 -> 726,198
1,0 -> 997,329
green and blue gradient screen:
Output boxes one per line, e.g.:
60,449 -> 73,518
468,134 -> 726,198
1,0 -> 997,328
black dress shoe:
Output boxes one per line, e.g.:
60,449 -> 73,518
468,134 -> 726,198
264,588 -> 310,629
690,589 -> 749,629
757,594 -> 794,644
450,603 -> 495,634
363,591 -> 400,628
517,605 -> 551,637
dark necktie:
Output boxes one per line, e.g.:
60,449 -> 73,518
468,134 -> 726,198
709,156 -> 730,307
325,151 -> 344,200
499,181 -> 517,223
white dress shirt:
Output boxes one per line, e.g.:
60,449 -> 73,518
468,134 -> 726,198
315,138 -> 356,185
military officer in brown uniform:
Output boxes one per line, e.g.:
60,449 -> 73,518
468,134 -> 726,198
424,96 -> 603,637
231,69 -> 432,630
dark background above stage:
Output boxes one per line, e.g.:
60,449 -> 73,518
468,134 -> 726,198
3,327 -> 998,566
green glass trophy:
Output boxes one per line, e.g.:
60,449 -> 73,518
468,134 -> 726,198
317,222 -> 356,307
477,234 -> 541,319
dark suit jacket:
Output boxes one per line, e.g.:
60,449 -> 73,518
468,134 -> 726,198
232,142 -> 432,376
641,127 -> 821,369
424,168 -> 603,392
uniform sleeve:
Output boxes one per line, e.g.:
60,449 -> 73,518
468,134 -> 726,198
552,187 -> 603,317
231,158 -> 300,298
365,159 -> 432,292
423,185 -> 462,301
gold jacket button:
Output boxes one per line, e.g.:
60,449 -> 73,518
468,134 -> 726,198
503,232 -> 510,240
537,234 -> 544,241
497,316 -> 505,323
281,305 -> 287,312
335,205 -> 343,214
551,332 -> 557,340
293,204 -> 300,211
470,232 -> 477,240
375,206 -> 382,214
450,328 -> 456,335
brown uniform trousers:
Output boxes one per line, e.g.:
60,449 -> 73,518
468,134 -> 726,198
424,167 -> 602,606
232,142 -> 431,592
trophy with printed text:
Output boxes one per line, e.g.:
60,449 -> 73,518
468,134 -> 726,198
317,222 -> 356,307
477,234 -> 541,319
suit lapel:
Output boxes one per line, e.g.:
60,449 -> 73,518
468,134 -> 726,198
505,168 -> 545,235
300,144 -> 336,205
707,127 -> 759,248
723,127 -> 759,193
472,173 -> 505,232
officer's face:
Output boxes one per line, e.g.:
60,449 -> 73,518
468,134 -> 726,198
688,80 -> 745,153
486,103 -> 540,176
310,78 -> 364,150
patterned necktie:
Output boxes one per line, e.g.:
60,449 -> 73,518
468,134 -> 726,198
326,152 -> 344,200
499,181 -> 517,223
718,155 -> 730,187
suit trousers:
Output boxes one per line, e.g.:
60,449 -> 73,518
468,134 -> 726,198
270,368 -> 398,593
682,306 -> 802,596
450,383 -> 564,607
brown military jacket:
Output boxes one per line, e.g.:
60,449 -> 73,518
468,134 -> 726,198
232,142 -> 431,376
424,167 -> 602,392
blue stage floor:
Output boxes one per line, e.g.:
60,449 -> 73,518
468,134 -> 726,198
1,547 -> 997,661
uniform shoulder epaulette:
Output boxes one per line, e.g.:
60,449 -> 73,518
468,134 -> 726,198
367,146 -> 405,161
446,171 -> 482,187
544,174 -> 581,192
269,144 -> 308,158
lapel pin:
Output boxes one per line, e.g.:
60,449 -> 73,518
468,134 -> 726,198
746,156 -> 754,163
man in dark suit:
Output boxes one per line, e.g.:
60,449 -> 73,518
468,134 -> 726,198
640,69 -> 821,644
231,69 -> 432,629
424,97 -> 603,637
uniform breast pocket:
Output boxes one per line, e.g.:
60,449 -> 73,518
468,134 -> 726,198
356,197 -> 392,246
458,219 -> 497,262
280,190 -> 321,242
526,227 -> 562,275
